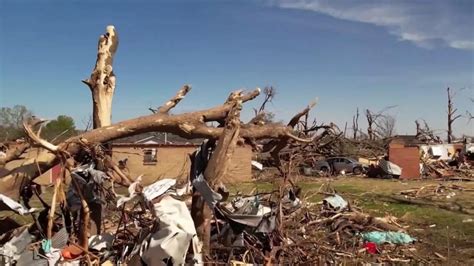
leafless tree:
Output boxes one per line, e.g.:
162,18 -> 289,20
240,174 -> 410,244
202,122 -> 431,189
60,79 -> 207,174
1,26 -> 319,257
447,87 -> 461,143
415,119 -> 441,143
352,107 -> 359,139
376,114 -> 396,138
250,86 -> 277,125
467,97 -> 474,122
365,106 -> 396,140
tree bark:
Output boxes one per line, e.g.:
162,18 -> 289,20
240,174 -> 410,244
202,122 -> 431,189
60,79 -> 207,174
82,26 -> 119,128
2,88 -> 314,200
0,142 -> 29,166
196,96 -> 242,256
447,87 -> 461,143
352,107 -> 359,140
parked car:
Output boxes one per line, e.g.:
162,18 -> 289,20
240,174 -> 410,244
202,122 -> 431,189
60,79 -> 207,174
326,157 -> 364,175
300,160 -> 330,176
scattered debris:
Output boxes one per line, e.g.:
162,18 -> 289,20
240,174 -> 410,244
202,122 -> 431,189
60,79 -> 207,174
361,231 -> 416,245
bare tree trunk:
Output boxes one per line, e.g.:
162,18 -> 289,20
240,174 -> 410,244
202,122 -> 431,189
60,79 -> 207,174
2,87 -> 314,201
352,107 -> 359,140
82,26 -> 119,128
415,120 -> 421,136
343,122 -> 347,138
366,109 -> 374,140
193,94 -> 242,257
81,25 -> 118,250
447,87 -> 461,143
0,142 -> 29,166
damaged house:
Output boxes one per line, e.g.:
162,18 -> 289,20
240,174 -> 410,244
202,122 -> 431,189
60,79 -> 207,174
110,133 -> 253,184
388,135 -> 467,179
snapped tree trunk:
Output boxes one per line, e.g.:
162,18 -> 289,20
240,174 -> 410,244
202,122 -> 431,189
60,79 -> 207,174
193,93 -> 243,257
447,87 -> 461,143
82,26 -> 119,128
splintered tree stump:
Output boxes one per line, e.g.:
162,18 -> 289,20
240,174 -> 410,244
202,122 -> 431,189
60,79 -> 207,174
82,26 -> 119,129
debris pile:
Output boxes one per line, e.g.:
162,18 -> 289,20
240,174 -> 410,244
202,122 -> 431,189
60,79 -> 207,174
273,187 -> 429,264
0,164 -> 438,265
399,183 -> 474,200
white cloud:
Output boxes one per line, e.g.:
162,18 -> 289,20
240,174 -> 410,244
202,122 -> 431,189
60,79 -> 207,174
270,0 -> 474,50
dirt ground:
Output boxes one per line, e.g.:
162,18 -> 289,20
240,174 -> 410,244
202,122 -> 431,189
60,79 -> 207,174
229,176 -> 474,264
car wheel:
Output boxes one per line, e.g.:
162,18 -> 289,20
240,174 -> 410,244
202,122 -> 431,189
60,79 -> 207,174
320,166 -> 329,174
353,167 -> 362,175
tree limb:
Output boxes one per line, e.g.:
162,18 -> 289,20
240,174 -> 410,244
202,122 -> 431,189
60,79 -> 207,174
155,85 -> 192,114
0,142 -> 29,166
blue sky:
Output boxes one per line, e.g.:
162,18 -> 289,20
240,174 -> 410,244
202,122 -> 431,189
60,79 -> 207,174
0,0 -> 473,137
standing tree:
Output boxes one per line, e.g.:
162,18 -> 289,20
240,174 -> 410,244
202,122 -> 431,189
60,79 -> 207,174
352,107 -> 359,139
82,25 -> 119,129
1,25 -> 320,258
0,105 -> 33,140
376,114 -> 396,138
42,115 -> 77,142
251,86 -> 276,125
467,97 -> 473,122
447,87 -> 461,143
365,106 -> 396,140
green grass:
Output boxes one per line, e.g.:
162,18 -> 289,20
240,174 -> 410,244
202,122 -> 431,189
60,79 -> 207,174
229,177 -> 474,262
2,177 -> 473,262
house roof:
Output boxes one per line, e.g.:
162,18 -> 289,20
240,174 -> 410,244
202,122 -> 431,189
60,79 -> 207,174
388,135 -> 425,146
109,132 -> 204,145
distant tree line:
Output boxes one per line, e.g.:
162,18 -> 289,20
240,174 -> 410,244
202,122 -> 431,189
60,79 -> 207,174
0,105 -> 77,143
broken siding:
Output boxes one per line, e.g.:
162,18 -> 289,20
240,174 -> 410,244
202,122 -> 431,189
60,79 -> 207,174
388,145 -> 420,179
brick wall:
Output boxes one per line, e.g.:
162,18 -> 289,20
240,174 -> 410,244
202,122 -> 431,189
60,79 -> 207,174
388,145 -> 420,179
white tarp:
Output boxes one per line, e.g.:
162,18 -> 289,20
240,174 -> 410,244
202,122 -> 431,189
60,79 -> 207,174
429,145 -> 451,160
421,144 -> 454,161
140,195 -> 202,265
116,175 -> 143,207
142,178 -> 176,202
89,233 -> 114,251
251,160 -> 263,171
0,194 -> 36,215
466,144 -> 474,154
379,159 -> 402,176
0,227 -> 34,264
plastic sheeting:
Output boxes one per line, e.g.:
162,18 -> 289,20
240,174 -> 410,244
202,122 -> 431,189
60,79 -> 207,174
67,165 -> 109,211
140,195 -> 202,265
251,160 -> 263,171
378,159 -> 402,176
0,193 -> 36,215
116,175 -> 143,207
323,194 -> 348,210
89,233 -> 114,251
361,231 -> 416,245
192,174 -> 222,208
142,178 -> 176,202
0,227 -> 34,264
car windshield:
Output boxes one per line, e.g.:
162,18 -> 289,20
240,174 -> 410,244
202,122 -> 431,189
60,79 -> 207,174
346,158 -> 357,163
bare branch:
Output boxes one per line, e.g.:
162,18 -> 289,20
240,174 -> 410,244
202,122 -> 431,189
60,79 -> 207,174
452,114 -> 462,122
0,142 -> 30,166
287,99 -> 317,127
156,85 -> 192,114
23,121 -> 59,153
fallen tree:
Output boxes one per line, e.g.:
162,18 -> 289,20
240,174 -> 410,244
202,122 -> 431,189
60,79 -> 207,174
0,25 -> 322,259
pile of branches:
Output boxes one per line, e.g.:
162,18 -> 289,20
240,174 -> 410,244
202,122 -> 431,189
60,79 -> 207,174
421,158 -> 474,180
399,183 -> 473,199
209,183 -> 436,265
